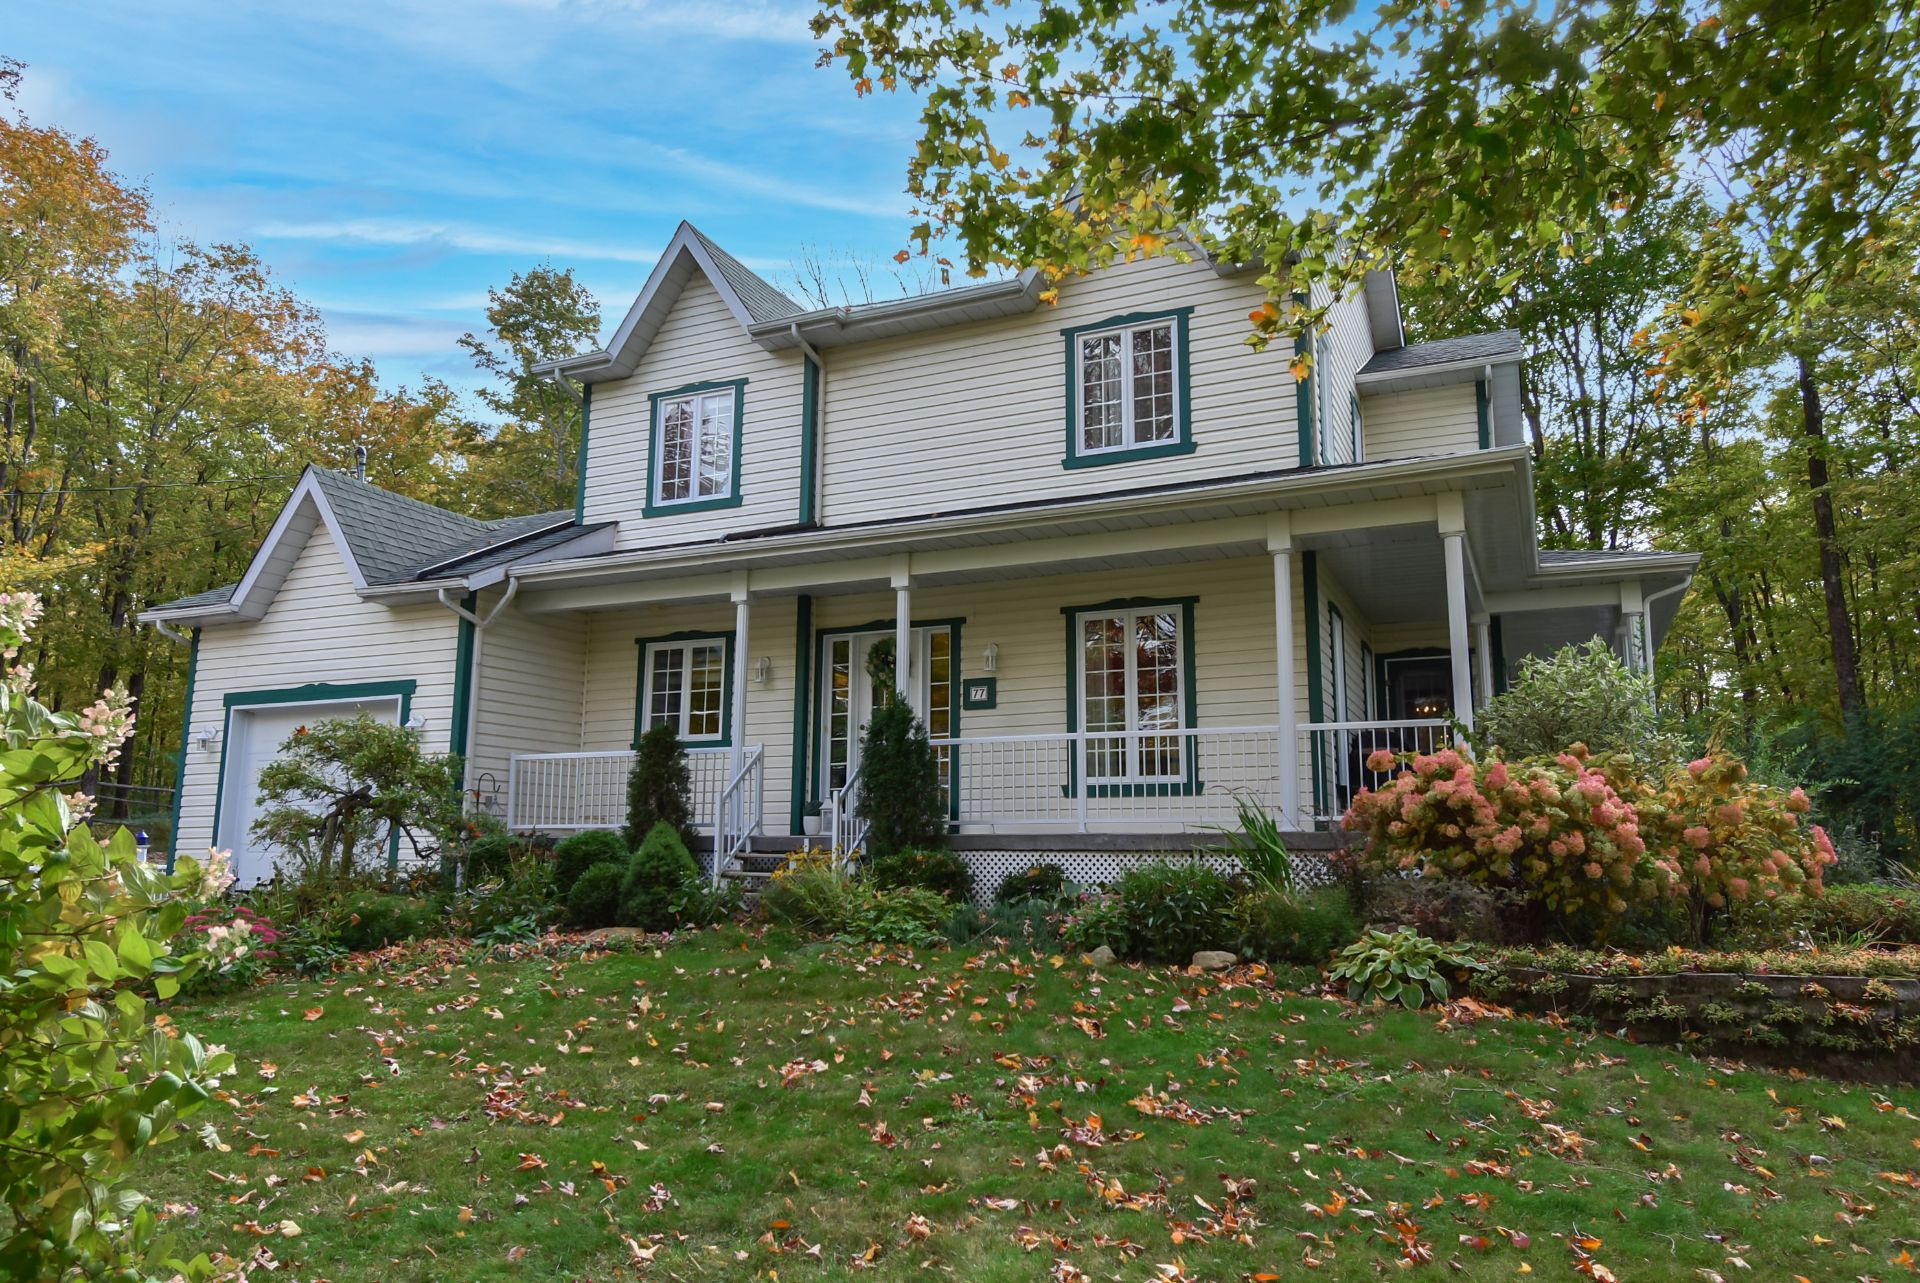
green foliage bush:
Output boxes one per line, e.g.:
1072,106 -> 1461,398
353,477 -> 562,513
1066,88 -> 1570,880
624,722 -> 693,848
1110,860 -> 1238,963
670,872 -> 747,928
869,846 -> 975,901
758,856 -> 861,934
619,821 -> 699,930
452,843 -> 558,939
1330,927 -> 1486,1008
1477,639 -> 1683,762
1233,884 -> 1360,964
943,898 -> 1060,947
1791,883 -> 1920,945
1211,793 -> 1297,893
552,828 -> 630,897
1061,892 -> 1131,958
566,862 -> 626,930
334,891 -> 440,951
995,862 -> 1069,905
0,593 -> 232,1279
855,699 -> 948,857
460,823 -> 517,883
842,884 -> 951,948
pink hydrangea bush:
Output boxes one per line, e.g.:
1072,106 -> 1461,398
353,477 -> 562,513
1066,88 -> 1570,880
1343,745 -> 1671,941
1344,743 -> 1837,945
1639,752 -> 1836,942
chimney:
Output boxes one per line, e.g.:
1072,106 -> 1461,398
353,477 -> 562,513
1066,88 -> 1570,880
353,444 -> 368,482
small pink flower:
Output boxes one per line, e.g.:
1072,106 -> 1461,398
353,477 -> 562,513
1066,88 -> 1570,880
1684,825 -> 1711,850
1688,758 -> 1712,779
1786,787 -> 1811,813
1727,877 -> 1750,901
1583,861 -> 1604,879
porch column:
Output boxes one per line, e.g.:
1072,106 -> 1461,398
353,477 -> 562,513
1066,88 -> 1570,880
891,555 -> 912,701
1438,494 -> 1474,731
1472,615 -> 1493,710
1619,580 -> 1647,676
730,577 -> 751,778
1267,515 -> 1299,828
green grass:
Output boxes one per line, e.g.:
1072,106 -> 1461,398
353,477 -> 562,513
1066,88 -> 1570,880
147,929 -> 1920,1281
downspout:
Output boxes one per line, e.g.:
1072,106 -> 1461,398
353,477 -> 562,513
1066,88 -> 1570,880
437,579 -> 521,793
790,322 -> 825,524
152,619 -> 190,645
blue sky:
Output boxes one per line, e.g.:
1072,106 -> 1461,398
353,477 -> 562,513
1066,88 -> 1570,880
9,0 -> 933,396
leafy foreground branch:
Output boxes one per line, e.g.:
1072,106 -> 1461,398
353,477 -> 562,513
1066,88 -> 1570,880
0,592 -> 232,1281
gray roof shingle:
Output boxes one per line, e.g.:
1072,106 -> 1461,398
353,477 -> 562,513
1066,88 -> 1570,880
1359,329 -> 1522,376
688,226 -> 802,324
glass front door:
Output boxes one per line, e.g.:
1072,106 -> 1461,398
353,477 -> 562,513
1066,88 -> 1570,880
820,626 -> 952,797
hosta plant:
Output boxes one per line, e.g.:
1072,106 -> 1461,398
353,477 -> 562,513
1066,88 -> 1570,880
1329,927 -> 1485,1008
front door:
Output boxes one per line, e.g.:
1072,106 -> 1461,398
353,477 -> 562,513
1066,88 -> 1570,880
820,626 -> 953,796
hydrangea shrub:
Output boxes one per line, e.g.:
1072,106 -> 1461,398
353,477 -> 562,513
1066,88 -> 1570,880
0,591 -> 232,1279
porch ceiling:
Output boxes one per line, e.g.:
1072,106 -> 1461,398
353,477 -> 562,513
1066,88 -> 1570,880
1307,523 -> 1452,625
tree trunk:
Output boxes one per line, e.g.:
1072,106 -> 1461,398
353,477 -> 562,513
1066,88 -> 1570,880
1798,355 -> 1864,718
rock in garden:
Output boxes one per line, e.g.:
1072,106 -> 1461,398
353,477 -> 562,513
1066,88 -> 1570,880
1191,950 -> 1238,971
1086,945 -> 1117,967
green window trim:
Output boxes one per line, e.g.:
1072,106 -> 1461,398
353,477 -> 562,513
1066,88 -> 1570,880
165,627 -> 200,873
448,592 -> 477,770
1349,390 -> 1364,463
1294,300 -> 1316,468
798,356 -> 820,526
1061,595 -> 1202,798
807,615 -> 965,816
643,377 -> 747,517
573,383 -> 592,523
632,629 -> 736,748
787,595 -> 814,833
1475,378 -> 1491,449
210,679 -> 419,872
1490,615 -> 1508,695
1060,307 -> 1197,470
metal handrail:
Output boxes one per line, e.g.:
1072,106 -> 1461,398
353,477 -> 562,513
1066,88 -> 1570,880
826,764 -> 868,865
712,746 -> 764,887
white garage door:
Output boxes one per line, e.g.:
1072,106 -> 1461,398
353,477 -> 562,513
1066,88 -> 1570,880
217,696 -> 402,886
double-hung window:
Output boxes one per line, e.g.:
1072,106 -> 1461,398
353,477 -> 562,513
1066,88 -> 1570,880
1073,602 -> 1194,789
650,382 -> 740,511
639,637 -> 730,744
1065,309 -> 1192,467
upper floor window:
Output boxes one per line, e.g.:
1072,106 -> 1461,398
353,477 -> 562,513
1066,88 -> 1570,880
1061,308 -> 1194,469
646,378 -> 746,515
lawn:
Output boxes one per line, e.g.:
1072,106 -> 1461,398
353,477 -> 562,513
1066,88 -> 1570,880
148,929 -> 1920,1282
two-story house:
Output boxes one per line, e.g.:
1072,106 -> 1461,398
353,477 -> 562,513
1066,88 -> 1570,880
144,221 -> 1697,889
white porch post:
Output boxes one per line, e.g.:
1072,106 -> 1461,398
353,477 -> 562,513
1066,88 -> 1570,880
1268,514 -> 1298,828
730,576 -> 751,778
1438,494 -> 1474,731
890,554 -> 912,701
1472,615 -> 1493,709
1618,580 -> 1647,676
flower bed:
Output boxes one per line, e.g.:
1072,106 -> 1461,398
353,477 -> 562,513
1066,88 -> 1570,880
1474,946 -> 1920,1082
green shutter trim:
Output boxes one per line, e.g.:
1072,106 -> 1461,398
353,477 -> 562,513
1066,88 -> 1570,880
1302,553 -> 1325,820
573,382 -> 592,523
632,630 -> 736,749
1294,328 -> 1316,468
787,594 -> 813,833
165,628 -> 200,873
1490,615 -> 1508,695
1060,307 -> 1197,470
1060,596 -> 1202,798
643,377 -> 748,517
798,356 -> 820,526
210,680 -> 418,872
1475,378 -> 1491,450
448,592 -> 477,773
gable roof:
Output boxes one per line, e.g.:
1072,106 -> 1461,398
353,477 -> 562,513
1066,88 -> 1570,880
1358,329 -> 1522,379
535,221 -> 802,383
141,468 -> 594,624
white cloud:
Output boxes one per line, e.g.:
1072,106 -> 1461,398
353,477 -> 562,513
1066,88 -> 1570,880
252,218 -> 662,264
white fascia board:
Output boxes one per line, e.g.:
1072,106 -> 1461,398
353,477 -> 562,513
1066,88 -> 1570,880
509,447 -> 1532,591
1532,552 -> 1700,580
747,269 -> 1045,348
138,601 -> 240,626
225,470 -> 367,618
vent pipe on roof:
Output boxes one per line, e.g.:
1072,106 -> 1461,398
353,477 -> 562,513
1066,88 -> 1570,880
353,444 -> 368,481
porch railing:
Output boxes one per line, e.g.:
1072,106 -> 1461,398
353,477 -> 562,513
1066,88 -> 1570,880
1301,718 -> 1454,824
932,725 -> 1290,831
712,746 -> 764,885
827,764 -> 868,860
505,747 -> 732,833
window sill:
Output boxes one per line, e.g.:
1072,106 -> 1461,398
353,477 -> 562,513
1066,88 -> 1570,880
643,493 -> 744,517
1061,438 -> 1197,470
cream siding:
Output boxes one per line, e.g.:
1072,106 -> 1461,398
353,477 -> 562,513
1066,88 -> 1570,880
1309,288 -> 1376,465
1360,384 -> 1480,460
465,594 -> 587,815
582,275 -> 805,545
819,256 -> 1305,525
173,525 -> 459,859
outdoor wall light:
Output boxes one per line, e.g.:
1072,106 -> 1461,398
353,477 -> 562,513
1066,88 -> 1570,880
405,714 -> 428,731
983,643 -> 999,674
754,656 -> 773,686
194,728 -> 220,752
